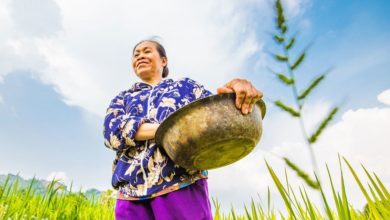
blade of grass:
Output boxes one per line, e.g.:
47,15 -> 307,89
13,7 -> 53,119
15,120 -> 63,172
362,165 -> 387,202
314,173 -> 334,220
326,164 -> 343,219
339,156 -> 352,220
343,157 -> 382,219
374,173 -> 390,200
265,161 -> 296,219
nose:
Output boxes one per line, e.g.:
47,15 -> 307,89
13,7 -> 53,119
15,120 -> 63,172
137,53 -> 148,62
133,53 -> 143,64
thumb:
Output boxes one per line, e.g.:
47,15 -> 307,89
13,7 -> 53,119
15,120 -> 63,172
217,87 -> 234,94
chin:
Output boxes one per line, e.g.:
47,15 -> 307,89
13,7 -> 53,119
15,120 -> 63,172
137,71 -> 155,80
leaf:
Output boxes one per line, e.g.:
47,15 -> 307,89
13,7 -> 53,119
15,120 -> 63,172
339,155 -> 352,220
274,54 -> 288,62
374,173 -> 390,201
281,25 -> 288,34
273,35 -> 284,43
275,0 -> 286,31
343,157 -> 383,219
267,187 -> 271,212
230,205 -> 237,220
291,52 -> 305,70
265,160 -> 296,219
212,198 -> 221,220
244,204 -> 252,220
301,187 -> 316,219
276,73 -> 294,85
274,100 -> 300,117
326,164 -> 344,218
362,165 -> 387,202
315,172 -> 334,220
298,74 -> 325,100
283,157 -> 320,189
251,198 -> 259,220
308,107 -> 338,143
285,37 -> 295,50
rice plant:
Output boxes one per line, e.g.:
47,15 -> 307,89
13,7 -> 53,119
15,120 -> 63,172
1,158 -> 388,219
0,176 -> 115,220
213,158 -> 390,220
268,0 -> 339,190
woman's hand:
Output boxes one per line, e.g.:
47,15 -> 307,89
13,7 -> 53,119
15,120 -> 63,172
217,78 -> 263,115
134,123 -> 160,141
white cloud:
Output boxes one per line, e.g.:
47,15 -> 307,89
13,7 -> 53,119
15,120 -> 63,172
0,94 -> 3,104
378,89 -> 390,105
313,105 -> 390,208
282,0 -> 311,18
0,0 -> 311,116
8,0 -> 62,37
46,171 -> 68,183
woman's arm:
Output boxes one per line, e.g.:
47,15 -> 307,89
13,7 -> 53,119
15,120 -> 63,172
103,92 -> 146,151
134,123 -> 160,141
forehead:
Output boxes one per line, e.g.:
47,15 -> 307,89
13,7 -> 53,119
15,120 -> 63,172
134,41 -> 157,52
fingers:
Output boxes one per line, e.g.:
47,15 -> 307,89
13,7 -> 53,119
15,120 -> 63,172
241,94 -> 252,114
234,83 -> 252,114
235,90 -> 246,109
248,88 -> 263,113
220,78 -> 264,115
217,87 -> 234,94
236,84 -> 263,114
236,81 -> 252,114
241,85 -> 260,114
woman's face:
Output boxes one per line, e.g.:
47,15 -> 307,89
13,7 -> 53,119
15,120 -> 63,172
132,41 -> 167,80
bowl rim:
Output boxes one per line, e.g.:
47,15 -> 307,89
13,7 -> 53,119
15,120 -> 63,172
155,93 -> 266,146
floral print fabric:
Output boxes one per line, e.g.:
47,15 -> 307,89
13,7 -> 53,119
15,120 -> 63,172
103,77 -> 212,200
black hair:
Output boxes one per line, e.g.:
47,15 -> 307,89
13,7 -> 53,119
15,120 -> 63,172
132,39 -> 169,78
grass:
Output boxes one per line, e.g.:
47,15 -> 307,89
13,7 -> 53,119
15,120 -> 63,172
0,177 -> 115,219
1,158 -> 389,219
214,158 -> 390,220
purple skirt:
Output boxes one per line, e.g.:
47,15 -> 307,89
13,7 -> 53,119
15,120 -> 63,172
115,179 -> 213,220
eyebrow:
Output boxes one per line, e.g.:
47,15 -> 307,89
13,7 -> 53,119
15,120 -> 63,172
134,46 -> 152,53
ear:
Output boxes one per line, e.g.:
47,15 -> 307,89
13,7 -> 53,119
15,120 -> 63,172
162,57 -> 168,67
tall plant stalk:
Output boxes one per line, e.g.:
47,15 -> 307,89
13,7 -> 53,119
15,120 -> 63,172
269,0 -> 339,190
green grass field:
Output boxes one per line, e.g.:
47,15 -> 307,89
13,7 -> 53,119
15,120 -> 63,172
0,177 -> 115,219
1,159 -> 389,219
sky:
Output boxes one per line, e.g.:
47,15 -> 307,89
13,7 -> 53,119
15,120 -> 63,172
0,0 -> 389,214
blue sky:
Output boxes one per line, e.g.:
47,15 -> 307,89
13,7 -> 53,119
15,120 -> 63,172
0,0 -> 389,213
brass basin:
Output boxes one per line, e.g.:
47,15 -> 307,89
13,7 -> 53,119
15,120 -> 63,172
155,93 -> 266,170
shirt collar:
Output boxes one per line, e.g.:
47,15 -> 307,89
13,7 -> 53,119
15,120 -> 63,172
131,78 -> 173,92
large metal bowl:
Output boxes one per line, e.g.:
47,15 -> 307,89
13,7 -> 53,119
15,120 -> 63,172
155,93 -> 266,170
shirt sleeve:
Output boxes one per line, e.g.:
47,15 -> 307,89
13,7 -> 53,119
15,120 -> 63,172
183,77 -> 213,100
103,91 -> 145,151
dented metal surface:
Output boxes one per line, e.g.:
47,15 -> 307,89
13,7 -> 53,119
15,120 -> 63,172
155,93 -> 266,170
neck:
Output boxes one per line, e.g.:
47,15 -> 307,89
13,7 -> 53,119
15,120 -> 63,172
142,76 -> 163,86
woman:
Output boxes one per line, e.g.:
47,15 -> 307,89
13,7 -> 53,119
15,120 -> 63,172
103,39 -> 262,219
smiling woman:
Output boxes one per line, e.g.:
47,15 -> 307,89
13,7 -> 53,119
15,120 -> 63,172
103,38 -> 263,219
132,41 -> 169,82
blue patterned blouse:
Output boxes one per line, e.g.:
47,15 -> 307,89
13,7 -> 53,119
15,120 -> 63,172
103,77 -> 213,200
